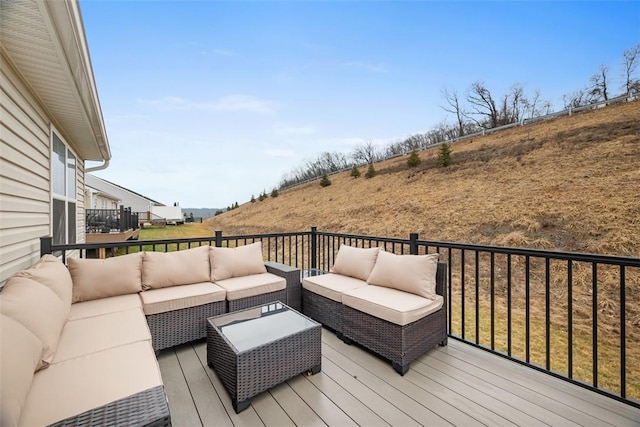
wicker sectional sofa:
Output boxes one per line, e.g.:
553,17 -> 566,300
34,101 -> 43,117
302,245 -> 447,375
0,242 -> 298,427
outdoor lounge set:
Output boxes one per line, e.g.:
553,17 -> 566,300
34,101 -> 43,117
0,241 -> 446,426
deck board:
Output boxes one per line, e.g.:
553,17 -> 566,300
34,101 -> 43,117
158,329 -> 640,426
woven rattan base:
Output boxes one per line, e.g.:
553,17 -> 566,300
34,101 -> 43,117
147,301 -> 226,351
48,385 -> 171,427
302,289 -> 342,333
227,289 -> 287,312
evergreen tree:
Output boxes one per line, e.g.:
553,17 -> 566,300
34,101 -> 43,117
350,165 -> 361,178
365,163 -> 376,179
250,194 -> 255,203
437,143 -> 453,167
271,188 -> 279,198
407,150 -> 421,167
320,172 -> 332,187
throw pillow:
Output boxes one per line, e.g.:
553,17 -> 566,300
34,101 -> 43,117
210,242 -> 267,281
331,245 -> 380,281
68,252 -> 143,301
367,251 -> 439,299
142,245 -> 210,289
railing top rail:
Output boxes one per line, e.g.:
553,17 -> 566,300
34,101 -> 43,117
414,238 -> 640,266
315,230 -> 408,245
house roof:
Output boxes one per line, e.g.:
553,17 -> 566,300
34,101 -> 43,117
86,185 -> 120,202
0,0 -> 110,161
87,174 -> 164,206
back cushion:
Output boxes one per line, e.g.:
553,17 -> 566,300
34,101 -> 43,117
142,245 -> 210,289
0,315 -> 43,427
367,251 -> 440,299
331,245 -> 380,281
210,242 -> 267,281
15,254 -> 73,307
68,252 -> 143,302
0,277 -> 68,368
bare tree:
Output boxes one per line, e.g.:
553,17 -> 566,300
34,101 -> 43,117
351,140 -> 379,165
525,89 -> 552,118
621,44 -> 640,95
563,89 -> 589,109
441,88 -> 466,137
466,81 -> 499,129
589,65 -> 610,102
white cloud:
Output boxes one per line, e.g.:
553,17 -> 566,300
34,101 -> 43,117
344,61 -> 388,73
136,95 -> 278,114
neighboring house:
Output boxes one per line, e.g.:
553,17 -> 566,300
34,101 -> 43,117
85,186 -> 119,210
0,0 -> 111,283
85,174 -> 164,215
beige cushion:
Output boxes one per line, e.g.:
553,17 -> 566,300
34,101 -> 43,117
140,282 -> 226,315
342,285 -> 444,326
19,341 -> 163,427
215,272 -> 285,301
68,252 -> 143,302
367,251 -> 439,299
142,246 -> 210,289
331,245 -> 380,281
53,308 -> 151,363
15,254 -> 73,307
302,273 -> 369,302
68,294 -> 143,321
210,242 -> 267,281
0,315 -> 43,427
0,277 -> 68,369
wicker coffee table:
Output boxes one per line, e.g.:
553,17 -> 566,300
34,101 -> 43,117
206,302 -> 322,413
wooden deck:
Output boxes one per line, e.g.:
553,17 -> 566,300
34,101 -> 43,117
157,329 -> 640,426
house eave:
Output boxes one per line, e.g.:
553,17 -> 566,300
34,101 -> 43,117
0,0 -> 111,162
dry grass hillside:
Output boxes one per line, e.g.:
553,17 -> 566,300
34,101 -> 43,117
204,100 -> 640,399
208,100 -> 639,257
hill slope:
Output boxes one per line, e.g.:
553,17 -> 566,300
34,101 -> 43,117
208,100 -> 640,257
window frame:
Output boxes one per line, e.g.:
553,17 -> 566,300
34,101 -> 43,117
50,128 -> 79,246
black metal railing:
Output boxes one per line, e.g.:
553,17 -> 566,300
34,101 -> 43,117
86,206 -> 139,233
41,226 -> 640,408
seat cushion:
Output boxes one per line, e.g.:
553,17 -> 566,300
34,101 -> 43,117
142,246 -> 210,289
140,282 -> 226,315
0,276 -> 68,369
342,285 -> 443,326
68,252 -> 143,302
52,308 -> 151,363
0,315 -> 43,427
330,245 -> 381,281
210,242 -> 267,281
302,273 -> 369,302
14,254 -> 73,307
68,294 -> 143,321
367,251 -> 439,299
19,341 -> 163,427
215,272 -> 285,301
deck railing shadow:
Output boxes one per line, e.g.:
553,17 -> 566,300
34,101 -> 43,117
41,226 -> 640,409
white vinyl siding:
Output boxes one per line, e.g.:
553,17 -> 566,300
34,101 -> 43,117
0,51 -> 86,283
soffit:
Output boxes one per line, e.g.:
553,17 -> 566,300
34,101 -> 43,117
0,0 -> 110,161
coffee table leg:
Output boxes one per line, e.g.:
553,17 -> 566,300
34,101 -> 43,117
233,398 -> 251,413
308,363 -> 321,375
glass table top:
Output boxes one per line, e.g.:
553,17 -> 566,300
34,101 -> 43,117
211,303 -> 318,353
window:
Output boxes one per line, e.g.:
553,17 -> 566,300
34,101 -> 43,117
52,132 -> 77,245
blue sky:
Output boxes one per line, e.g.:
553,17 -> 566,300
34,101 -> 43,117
81,1 -> 640,209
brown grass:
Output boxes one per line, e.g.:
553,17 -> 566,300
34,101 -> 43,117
205,100 -> 640,400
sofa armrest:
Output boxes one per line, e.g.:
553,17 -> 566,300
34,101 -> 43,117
264,261 -> 301,311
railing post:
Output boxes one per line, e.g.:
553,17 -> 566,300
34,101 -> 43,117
311,226 -> 317,270
409,232 -> 418,255
40,236 -> 52,256
215,230 -> 223,247
119,205 -> 125,232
